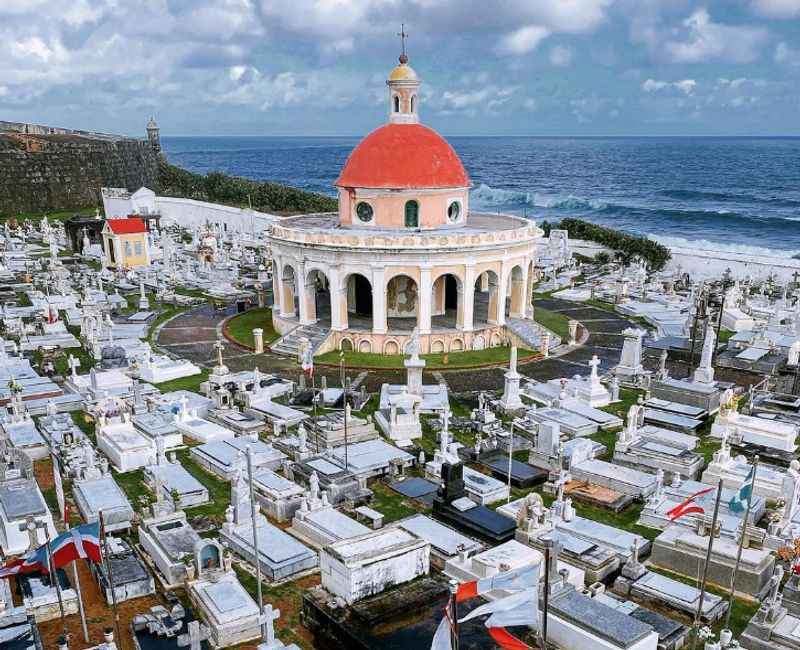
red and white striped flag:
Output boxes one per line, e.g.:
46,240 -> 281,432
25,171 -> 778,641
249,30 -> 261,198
667,486 -> 715,521
456,563 -> 539,603
301,347 -> 314,378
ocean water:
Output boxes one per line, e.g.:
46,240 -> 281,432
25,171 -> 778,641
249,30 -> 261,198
161,136 -> 800,257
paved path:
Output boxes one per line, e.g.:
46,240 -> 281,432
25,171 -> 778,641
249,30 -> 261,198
157,299 -> 642,394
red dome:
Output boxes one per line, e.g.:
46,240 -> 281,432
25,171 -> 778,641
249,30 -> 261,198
335,123 -> 469,190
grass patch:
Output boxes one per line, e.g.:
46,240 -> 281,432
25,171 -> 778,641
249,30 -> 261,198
316,346 -> 534,370
533,306 -> 571,339
174,449 -> 231,524
0,206 -> 97,224
113,469 -> 153,512
71,412 -> 96,444
368,481 -> 426,523
147,304 -> 189,344
224,308 -> 278,349
154,368 -> 210,394
718,328 -> 735,344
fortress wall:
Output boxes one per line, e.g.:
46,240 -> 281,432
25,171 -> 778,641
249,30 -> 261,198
0,121 -> 159,214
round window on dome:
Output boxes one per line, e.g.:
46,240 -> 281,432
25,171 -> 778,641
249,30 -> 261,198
356,201 -> 374,223
447,201 -> 461,222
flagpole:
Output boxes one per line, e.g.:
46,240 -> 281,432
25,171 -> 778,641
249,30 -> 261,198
691,478 -> 724,650
247,446 -> 265,638
449,579 -> 459,650
724,456 -> 759,632
44,528 -> 69,642
506,421 -> 514,503
340,352 -> 348,470
311,372 -> 319,454
100,512 -> 123,649
72,560 -> 89,643
541,540 -> 551,649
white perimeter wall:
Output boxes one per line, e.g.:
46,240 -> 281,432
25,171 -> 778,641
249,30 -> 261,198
102,187 -> 278,236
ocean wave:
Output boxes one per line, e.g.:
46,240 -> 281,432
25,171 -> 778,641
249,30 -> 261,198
659,188 -> 800,208
650,234 -> 800,259
470,183 -> 606,210
595,203 -> 800,227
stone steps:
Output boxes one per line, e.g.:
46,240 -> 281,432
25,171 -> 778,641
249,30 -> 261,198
505,317 -> 561,351
270,322 -> 331,357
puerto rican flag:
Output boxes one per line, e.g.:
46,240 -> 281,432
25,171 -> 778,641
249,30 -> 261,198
0,522 -> 101,579
667,486 -> 715,521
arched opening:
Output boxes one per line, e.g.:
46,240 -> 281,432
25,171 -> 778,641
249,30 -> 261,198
473,270 -> 500,326
345,273 -> 373,331
386,274 -> 418,331
340,337 -> 354,352
410,95 -> 416,113
305,269 -> 330,326
394,95 -> 400,113
431,273 -> 462,329
281,264 -> 298,317
506,265 -> 525,319
404,200 -> 419,228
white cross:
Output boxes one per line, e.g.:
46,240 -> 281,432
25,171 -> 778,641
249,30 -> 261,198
259,603 -> 281,647
178,620 -> 211,650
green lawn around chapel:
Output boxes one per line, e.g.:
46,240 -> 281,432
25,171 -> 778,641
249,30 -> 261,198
224,307 -> 280,349
316,345 -> 536,369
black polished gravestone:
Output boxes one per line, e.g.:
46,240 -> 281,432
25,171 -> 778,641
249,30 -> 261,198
478,452 -> 548,489
432,461 -> 516,544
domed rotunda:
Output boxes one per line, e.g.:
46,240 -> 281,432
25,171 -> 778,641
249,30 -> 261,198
269,54 -> 544,355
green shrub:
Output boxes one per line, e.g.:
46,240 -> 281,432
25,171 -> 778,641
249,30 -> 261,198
157,160 -> 337,215
556,218 -> 671,271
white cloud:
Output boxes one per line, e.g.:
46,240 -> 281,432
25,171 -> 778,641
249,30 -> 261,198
663,10 -> 768,64
497,25 -> 551,56
775,42 -> 800,66
523,97 -> 538,111
750,0 -> 800,18
642,78 -> 696,94
549,45 -> 573,66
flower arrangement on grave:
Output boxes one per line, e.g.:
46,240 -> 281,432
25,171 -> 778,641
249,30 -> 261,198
777,538 -> 800,573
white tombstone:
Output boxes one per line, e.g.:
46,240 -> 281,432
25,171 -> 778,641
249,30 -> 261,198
615,328 -> 646,378
693,324 -> 717,385
499,346 -> 524,411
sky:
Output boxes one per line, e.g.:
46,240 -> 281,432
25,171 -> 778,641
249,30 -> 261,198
1,0 -> 799,137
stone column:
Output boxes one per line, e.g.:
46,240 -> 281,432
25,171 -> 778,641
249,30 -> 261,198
272,259 -> 282,313
418,268 -> 432,334
494,266 -> 508,326
524,262 -> 535,319
300,276 -> 316,325
509,271 -> 526,318
329,268 -> 346,332
460,266 -> 475,331
298,267 -> 314,325
253,328 -> 264,353
372,268 -> 387,334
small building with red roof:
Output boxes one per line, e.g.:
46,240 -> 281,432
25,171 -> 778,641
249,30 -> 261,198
268,52 -> 543,357
102,217 -> 151,269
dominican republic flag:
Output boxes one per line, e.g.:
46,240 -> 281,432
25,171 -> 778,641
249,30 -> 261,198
667,486 -> 715,521
0,522 -> 101,579
456,563 -> 539,603
301,347 -> 314,378
729,466 -> 755,513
